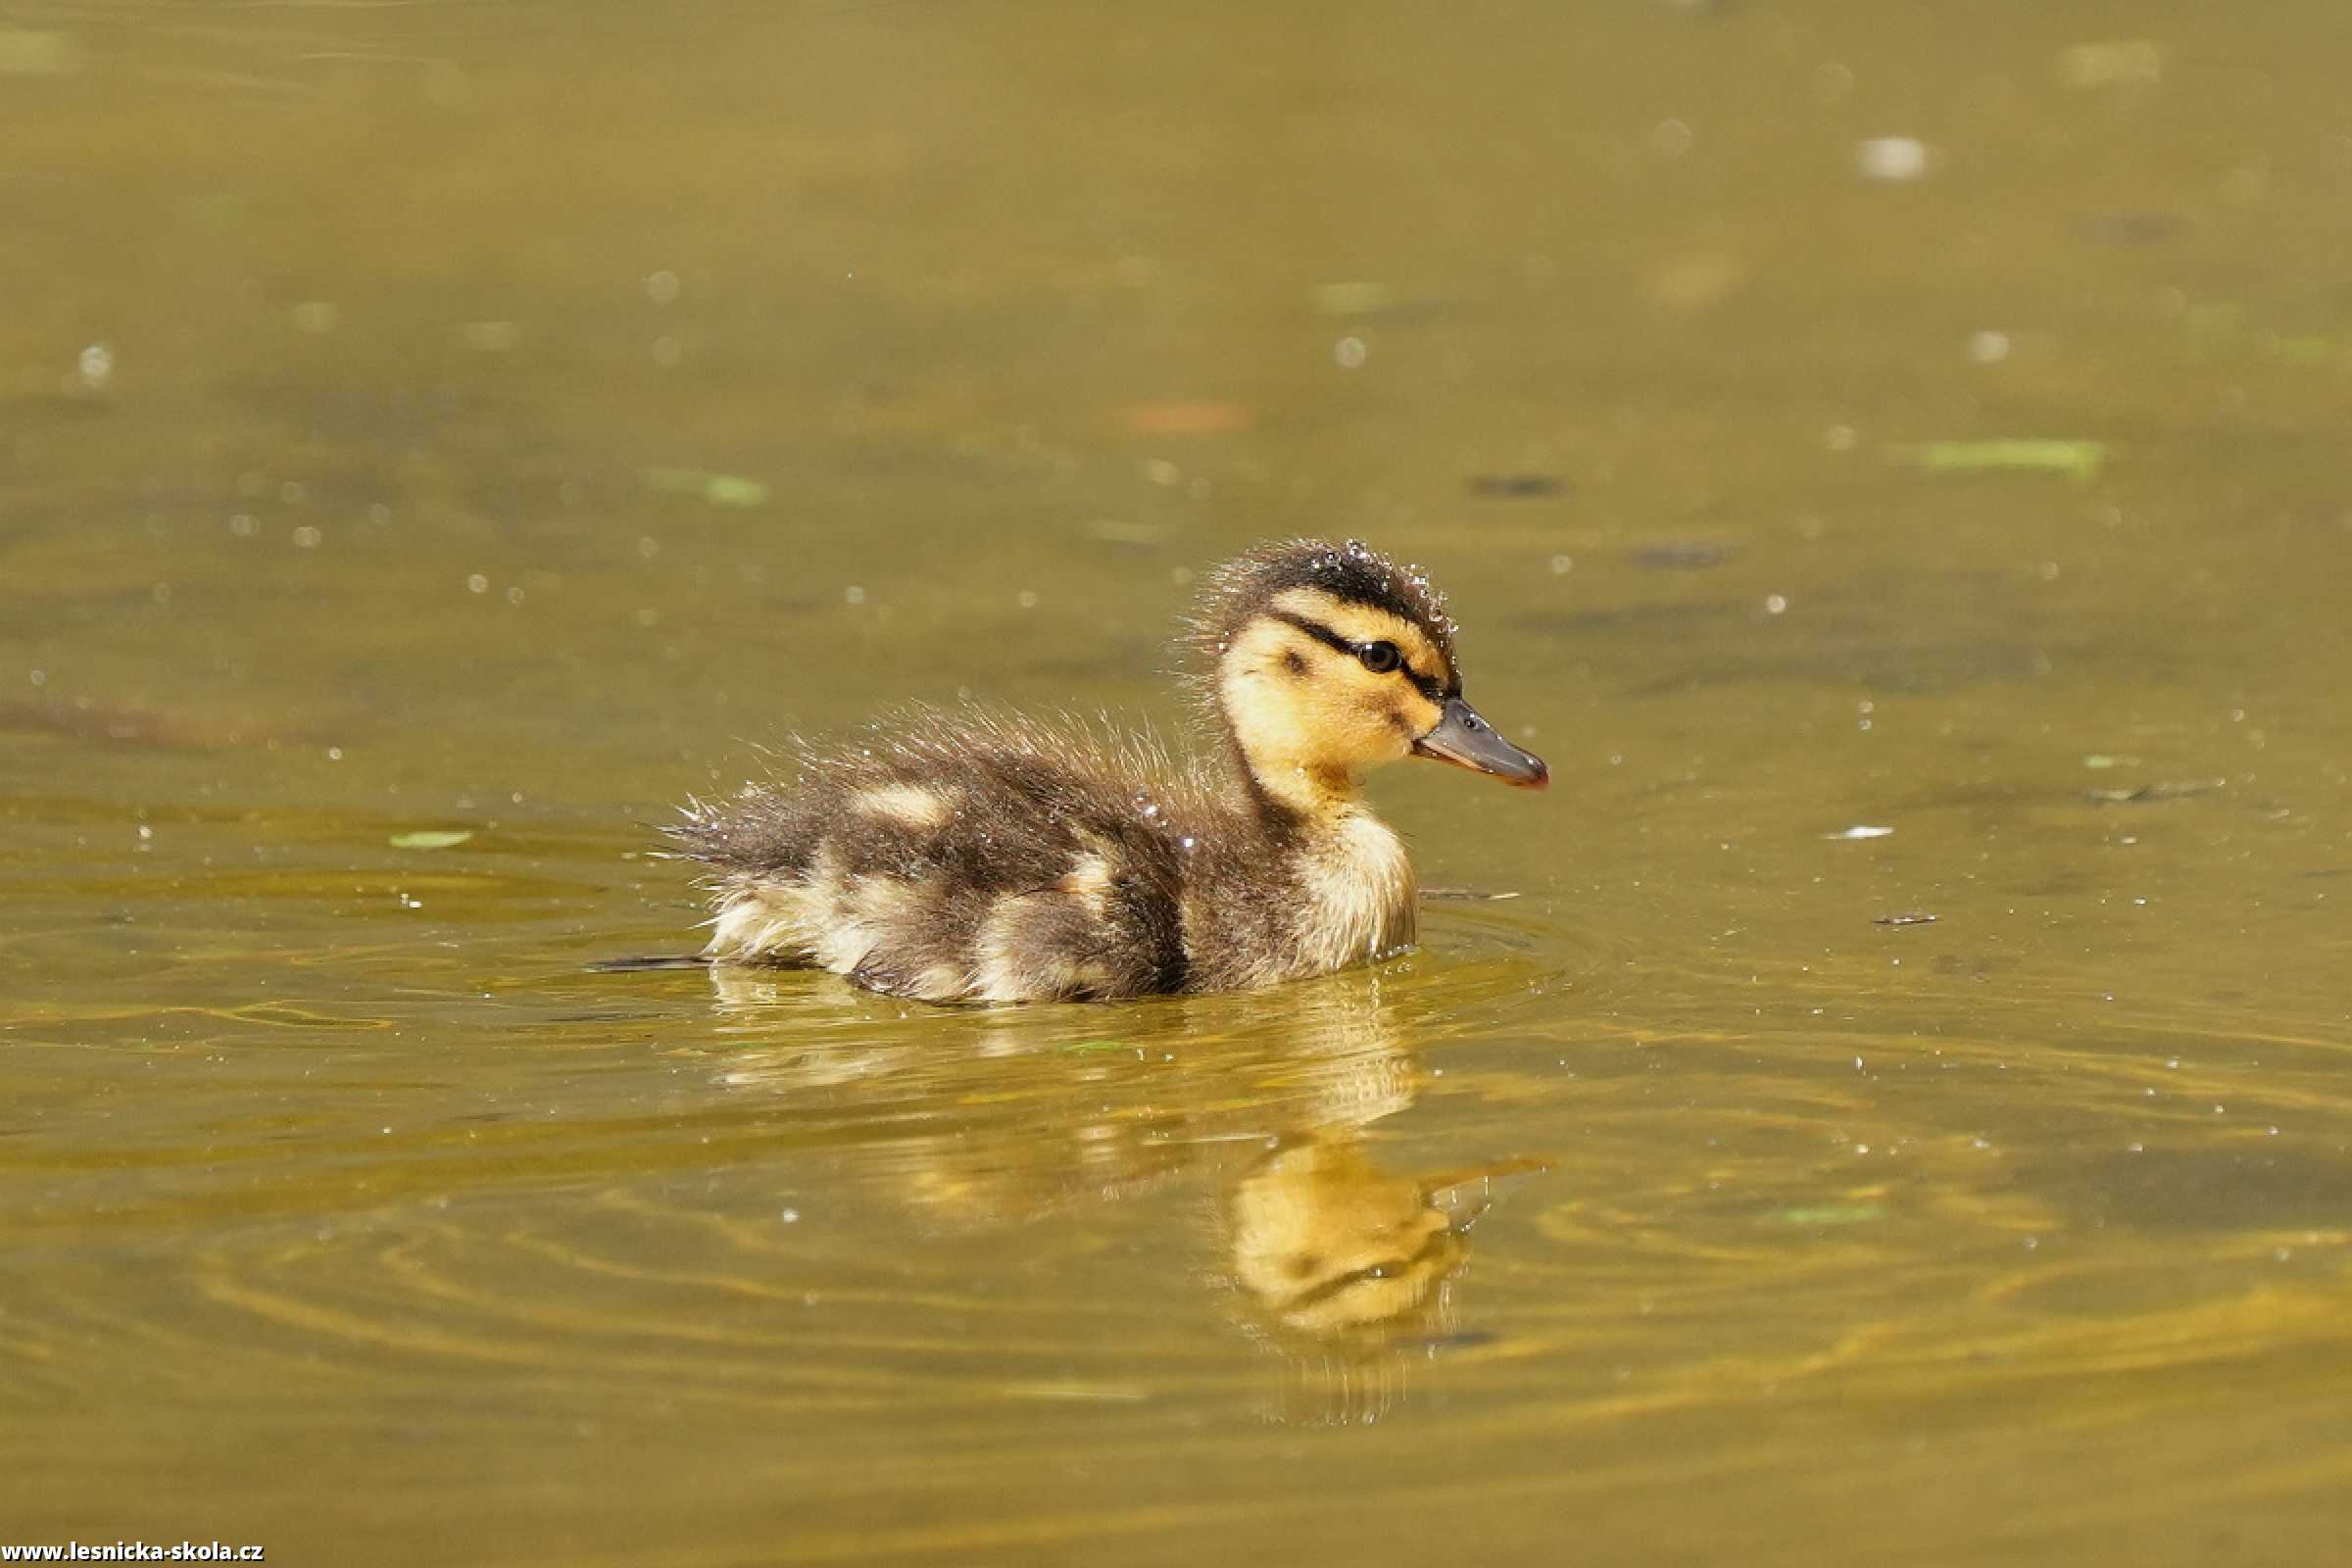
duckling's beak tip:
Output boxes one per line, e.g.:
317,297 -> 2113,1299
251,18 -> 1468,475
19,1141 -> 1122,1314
1413,696 -> 1549,790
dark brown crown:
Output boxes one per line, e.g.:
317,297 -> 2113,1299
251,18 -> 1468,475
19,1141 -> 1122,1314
1185,537 -> 1457,668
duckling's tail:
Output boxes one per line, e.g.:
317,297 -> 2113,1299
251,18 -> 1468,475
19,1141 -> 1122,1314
585,954 -> 714,973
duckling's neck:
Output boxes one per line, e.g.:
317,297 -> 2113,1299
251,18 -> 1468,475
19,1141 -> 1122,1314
1205,678 -> 1417,956
1220,731 -> 1418,968
1219,726 -> 1355,834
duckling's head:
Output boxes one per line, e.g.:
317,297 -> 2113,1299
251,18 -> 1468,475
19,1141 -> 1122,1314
1191,538 -> 1547,814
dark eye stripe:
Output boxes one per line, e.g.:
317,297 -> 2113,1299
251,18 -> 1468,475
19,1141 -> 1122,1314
1268,611 -> 1446,700
1267,610 -> 1354,660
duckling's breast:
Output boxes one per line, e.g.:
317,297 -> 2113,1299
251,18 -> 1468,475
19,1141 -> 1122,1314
1288,807 -> 1417,972
1168,805 -> 1415,995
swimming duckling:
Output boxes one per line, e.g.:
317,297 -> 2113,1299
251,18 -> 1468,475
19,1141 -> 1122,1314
672,538 -> 1545,1002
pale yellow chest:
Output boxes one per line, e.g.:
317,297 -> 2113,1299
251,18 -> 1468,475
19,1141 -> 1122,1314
1289,808 -> 1417,976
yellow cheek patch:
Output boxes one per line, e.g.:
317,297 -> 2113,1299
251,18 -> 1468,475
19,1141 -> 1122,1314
1396,691 -> 1445,736
1222,614 -> 1419,772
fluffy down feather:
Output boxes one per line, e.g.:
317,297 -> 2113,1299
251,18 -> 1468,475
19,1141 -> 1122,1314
672,707 -> 1413,1003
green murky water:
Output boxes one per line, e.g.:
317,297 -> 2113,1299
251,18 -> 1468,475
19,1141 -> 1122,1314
6,2 -> 2351,1561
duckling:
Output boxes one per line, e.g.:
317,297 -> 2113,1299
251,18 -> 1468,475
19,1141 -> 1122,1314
671,538 -> 1545,1003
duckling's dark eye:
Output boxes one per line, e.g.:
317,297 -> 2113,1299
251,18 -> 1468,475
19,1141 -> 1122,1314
1356,641 -> 1402,674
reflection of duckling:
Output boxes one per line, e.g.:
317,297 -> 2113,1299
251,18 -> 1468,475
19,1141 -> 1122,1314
1230,1136 -> 1469,1338
701,967 -> 1545,1420
674,539 -> 1546,1002
702,965 -> 1428,1224
1228,1136 -> 1543,1343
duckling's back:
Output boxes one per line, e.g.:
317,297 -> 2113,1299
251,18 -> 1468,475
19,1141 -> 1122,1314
674,710 -> 1210,1003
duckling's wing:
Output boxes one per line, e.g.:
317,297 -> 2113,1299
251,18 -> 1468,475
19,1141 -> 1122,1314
673,708 -> 1203,1003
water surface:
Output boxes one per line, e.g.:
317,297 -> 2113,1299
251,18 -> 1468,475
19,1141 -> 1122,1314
5,2 -> 2350,1562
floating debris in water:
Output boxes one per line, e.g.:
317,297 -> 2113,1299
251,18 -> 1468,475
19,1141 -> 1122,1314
1642,251 -> 1748,312
0,27 -> 74,74
1768,1203 -> 1886,1226
1626,540 -> 1739,570
389,830 -> 473,850
2083,211 -> 2190,248
2057,39 -> 2163,89
1465,473 -> 1566,499
0,698 -> 272,752
1825,824 -> 1894,841
460,320 -> 519,352
2263,333 -> 2340,367
2082,754 -> 2142,770
2085,778 -> 2227,805
641,467 -> 771,508
1310,280 -> 1396,317
1874,911 -> 1938,927
1854,136 -> 1932,182
74,344 -> 113,394
1121,400 -> 1250,436
1893,439 -> 2111,483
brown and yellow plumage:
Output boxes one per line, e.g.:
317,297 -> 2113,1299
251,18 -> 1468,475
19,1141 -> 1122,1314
670,539 -> 1545,1003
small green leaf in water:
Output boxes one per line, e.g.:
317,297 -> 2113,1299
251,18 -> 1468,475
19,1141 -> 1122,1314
2055,39 -> 2163,90
390,830 -> 473,850
641,467 -> 772,508
2274,334 -> 2338,367
0,29 -> 75,75
1310,280 -> 1396,317
1768,1203 -> 1886,1226
2085,777 -> 2227,805
1894,439 -> 2111,483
